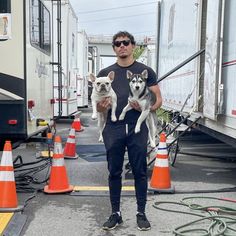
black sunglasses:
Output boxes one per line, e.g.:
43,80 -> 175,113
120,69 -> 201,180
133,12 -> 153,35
113,40 -> 131,47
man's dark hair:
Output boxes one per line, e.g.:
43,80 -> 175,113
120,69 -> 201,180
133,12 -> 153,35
112,31 -> 136,47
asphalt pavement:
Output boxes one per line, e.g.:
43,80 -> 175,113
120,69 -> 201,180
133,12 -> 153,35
1,106 -> 236,236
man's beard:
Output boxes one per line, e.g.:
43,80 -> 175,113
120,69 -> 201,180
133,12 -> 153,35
119,54 -> 128,59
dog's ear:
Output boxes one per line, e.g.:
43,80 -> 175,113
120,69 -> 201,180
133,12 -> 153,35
108,71 -> 115,81
127,70 -> 133,79
141,69 -> 148,79
89,73 -> 96,82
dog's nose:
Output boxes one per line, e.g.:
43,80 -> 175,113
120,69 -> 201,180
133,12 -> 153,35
135,86 -> 140,90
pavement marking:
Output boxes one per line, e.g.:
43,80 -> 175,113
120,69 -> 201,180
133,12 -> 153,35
73,186 -> 135,191
0,213 -> 14,234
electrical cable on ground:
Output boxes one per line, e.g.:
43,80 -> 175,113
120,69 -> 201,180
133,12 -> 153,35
13,153 -> 51,193
153,196 -> 236,235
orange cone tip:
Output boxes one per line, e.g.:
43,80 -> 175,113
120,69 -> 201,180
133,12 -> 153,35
4,140 -> 12,151
47,132 -> 53,139
54,135 -> 62,143
159,133 -> 166,142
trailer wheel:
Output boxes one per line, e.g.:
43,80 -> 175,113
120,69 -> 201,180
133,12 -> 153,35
168,139 -> 179,166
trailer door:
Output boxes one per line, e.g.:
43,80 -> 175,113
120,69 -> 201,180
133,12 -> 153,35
203,0 -> 225,120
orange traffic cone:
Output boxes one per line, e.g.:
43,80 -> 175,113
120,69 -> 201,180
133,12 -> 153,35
40,132 -> 54,158
0,141 -> 23,212
46,132 -> 53,145
44,136 -> 73,193
64,128 -> 79,159
72,117 -> 83,132
148,133 -> 175,193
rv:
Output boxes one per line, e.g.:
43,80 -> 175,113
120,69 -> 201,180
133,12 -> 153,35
52,0 -> 78,117
0,0 -> 54,146
157,0 -> 236,146
77,30 -> 88,108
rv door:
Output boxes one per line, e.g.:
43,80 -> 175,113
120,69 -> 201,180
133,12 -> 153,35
203,0 -> 225,120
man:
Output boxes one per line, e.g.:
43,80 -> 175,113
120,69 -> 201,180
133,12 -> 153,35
97,31 -> 162,231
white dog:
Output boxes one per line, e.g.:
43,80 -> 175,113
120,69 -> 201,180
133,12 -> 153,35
119,69 -> 157,148
90,71 -> 117,142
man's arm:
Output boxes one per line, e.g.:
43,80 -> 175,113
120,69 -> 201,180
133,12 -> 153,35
149,85 -> 162,111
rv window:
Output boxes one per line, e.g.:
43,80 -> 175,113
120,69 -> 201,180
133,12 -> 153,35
0,0 -> 11,13
31,0 -> 40,47
41,5 -> 50,52
30,0 -> 51,54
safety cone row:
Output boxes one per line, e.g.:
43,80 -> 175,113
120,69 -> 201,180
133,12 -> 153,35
40,132 -> 54,158
64,128 -> 79,159
72,117 -> 83,132
44,136 -> 73,194
0,141 -> 23,212
148,133 -> 175,193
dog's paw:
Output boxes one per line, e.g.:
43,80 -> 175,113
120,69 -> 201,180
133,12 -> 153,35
119,114 -> 125,120
150,141 -> 156,148
134,126 -> 141,133
91,114 -> 97,120
111,116 -> 117,122
98,136 -> 104,142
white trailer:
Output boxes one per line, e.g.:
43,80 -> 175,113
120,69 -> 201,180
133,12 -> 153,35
157,0 -> 236,146
0,0 -> 54,146
137,45 -> 157,72
77,30 -> 88,108
52,0 -> 78,117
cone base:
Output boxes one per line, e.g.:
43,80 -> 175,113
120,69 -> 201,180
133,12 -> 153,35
64,153 -> 79,159
44,185 -> 74,194
148,186 -> 175,194
0,205 -> 24,212
75,127 -> 84,132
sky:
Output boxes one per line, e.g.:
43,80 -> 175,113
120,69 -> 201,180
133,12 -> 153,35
69,0 -> 158,38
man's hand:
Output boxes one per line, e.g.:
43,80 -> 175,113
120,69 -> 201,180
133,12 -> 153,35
97,97 -> 111,112
129,100 -> 141,112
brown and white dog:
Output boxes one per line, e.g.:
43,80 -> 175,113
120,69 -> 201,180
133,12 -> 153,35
119,69 -> 157,148
90,72 -> 117,142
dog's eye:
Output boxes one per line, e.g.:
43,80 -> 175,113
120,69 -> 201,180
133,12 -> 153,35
105,82 -> 109,85
97,82 -> 101,85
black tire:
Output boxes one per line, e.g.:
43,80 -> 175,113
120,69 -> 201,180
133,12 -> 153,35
168,139 -> 179,166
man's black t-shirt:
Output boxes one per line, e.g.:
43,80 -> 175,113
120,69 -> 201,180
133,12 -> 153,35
97,61 -> 157,125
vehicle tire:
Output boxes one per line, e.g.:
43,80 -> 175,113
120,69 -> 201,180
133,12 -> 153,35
168,139 -> 179,166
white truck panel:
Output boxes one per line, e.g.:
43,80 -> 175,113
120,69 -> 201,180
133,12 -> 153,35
222,0 -> 236,120
158,0 -> 236,143
158,0 -> 202,112
53,1 -> 78,117
203,0 -> 223,120
77,31 -> 89,107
